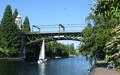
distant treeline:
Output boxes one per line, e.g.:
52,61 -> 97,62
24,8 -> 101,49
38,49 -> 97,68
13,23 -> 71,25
46,41 -> 79,58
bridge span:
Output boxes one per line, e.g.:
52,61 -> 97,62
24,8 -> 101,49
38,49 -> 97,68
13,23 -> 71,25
23,24 -> 85,61
25,32 -> 82,45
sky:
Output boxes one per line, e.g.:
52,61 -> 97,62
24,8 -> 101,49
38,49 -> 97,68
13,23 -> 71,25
0,0 -> 94,49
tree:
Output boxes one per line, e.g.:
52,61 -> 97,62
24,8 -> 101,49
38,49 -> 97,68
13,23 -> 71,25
13,8 -> 18,22
1,5 -> 13,26
0,5 -> 21,56
105,25 -> 120,62
80,0 -> 120,60
46,41 -> 76,58
105,24 -> 120,70
23,16 -> 30,32
0,5 -> 13,48
92,0 -> 120,18
80,24 -> 93,55
87,0 -> 120,70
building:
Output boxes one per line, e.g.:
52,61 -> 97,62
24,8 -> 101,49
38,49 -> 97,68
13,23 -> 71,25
15,14 -> 22,30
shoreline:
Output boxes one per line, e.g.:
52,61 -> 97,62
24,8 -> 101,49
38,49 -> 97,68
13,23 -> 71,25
0,57 -> 24,61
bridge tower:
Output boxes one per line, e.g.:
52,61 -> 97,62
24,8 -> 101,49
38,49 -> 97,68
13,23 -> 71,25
15,14 -> 22,30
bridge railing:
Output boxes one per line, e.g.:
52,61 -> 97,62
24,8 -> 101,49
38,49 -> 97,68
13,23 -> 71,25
32,24 -> 86,33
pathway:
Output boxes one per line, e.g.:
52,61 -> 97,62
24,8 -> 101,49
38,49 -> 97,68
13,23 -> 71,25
93,61 -> 120,75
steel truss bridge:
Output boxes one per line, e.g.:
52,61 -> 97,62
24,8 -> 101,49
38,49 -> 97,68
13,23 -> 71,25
25,24 -> 85,45
23,24 -> 85,61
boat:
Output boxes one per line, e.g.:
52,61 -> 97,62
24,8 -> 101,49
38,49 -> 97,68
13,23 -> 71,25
38,38 -> 47,64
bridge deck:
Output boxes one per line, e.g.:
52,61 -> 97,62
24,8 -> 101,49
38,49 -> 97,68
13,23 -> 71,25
25,32 -> 82,45
26,32 -> 82,34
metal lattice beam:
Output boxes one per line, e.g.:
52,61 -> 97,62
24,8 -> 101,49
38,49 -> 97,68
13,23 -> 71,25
25,32 -> 82,45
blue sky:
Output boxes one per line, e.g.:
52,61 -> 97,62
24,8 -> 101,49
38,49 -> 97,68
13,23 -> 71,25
0,0 -> 94,48
0,0 -> 93,25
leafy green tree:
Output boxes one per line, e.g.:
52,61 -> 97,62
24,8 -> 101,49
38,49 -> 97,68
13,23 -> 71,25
13,8 -> 18,22
80,0 -> 120,60
0,5 -> 21,56
80,24 -> 93,55
104,24 -> 120,70
23,16 -> 30,32
80,0 -> 120,70
92,0 -> 120,18
46,41 -> 76,58
105,25 -> 120,62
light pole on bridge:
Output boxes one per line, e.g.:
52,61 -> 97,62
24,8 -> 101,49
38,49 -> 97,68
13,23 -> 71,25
58,24 -> 65,33
32,25 -> 40,32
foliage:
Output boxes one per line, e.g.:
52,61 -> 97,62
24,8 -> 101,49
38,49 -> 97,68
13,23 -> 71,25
80,24 -> 93,55
23,16 -> 30,32
0,5 -> 21,56
80,0 -> 120,70
46,41 -> 77,58
91,0 -> 120,18
80,0 -> 120,60
105,25 -> 120,62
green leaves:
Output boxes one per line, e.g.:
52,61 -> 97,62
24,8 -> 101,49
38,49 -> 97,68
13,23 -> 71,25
46,41 -> 76,58
93,0 -> 120,18
105,25 -> 120,62
80,0 -> 120,60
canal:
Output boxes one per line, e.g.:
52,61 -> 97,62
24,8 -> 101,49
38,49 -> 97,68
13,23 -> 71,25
0,56 -> 94,75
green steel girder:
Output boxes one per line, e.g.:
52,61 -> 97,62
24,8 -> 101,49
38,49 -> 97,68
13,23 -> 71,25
25,32 -> 82,45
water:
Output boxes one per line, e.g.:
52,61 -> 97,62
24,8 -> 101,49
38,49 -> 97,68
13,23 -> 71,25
0,56 -> 93,75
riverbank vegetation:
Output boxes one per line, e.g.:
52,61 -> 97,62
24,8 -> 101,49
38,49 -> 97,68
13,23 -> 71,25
46,41 -> 79,58
80,0 -> 120,70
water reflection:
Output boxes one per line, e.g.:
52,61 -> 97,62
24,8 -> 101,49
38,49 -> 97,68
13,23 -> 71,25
38,63 -> 46,75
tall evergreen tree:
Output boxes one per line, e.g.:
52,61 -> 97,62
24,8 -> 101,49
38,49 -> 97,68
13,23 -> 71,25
1,5 -> 13,26
13,8 -> 18,22
23,16 -> 30,32
0,5 -> 21,56
0,5 -> 13,48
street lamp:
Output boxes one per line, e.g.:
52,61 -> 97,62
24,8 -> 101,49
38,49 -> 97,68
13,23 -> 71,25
58,24 -> 65,33
32,25 -> 40,32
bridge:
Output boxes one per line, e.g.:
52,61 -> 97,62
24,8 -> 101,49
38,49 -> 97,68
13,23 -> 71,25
25,32 -> 82,45
25,24 -> 85,45
23,24 -> 85,62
